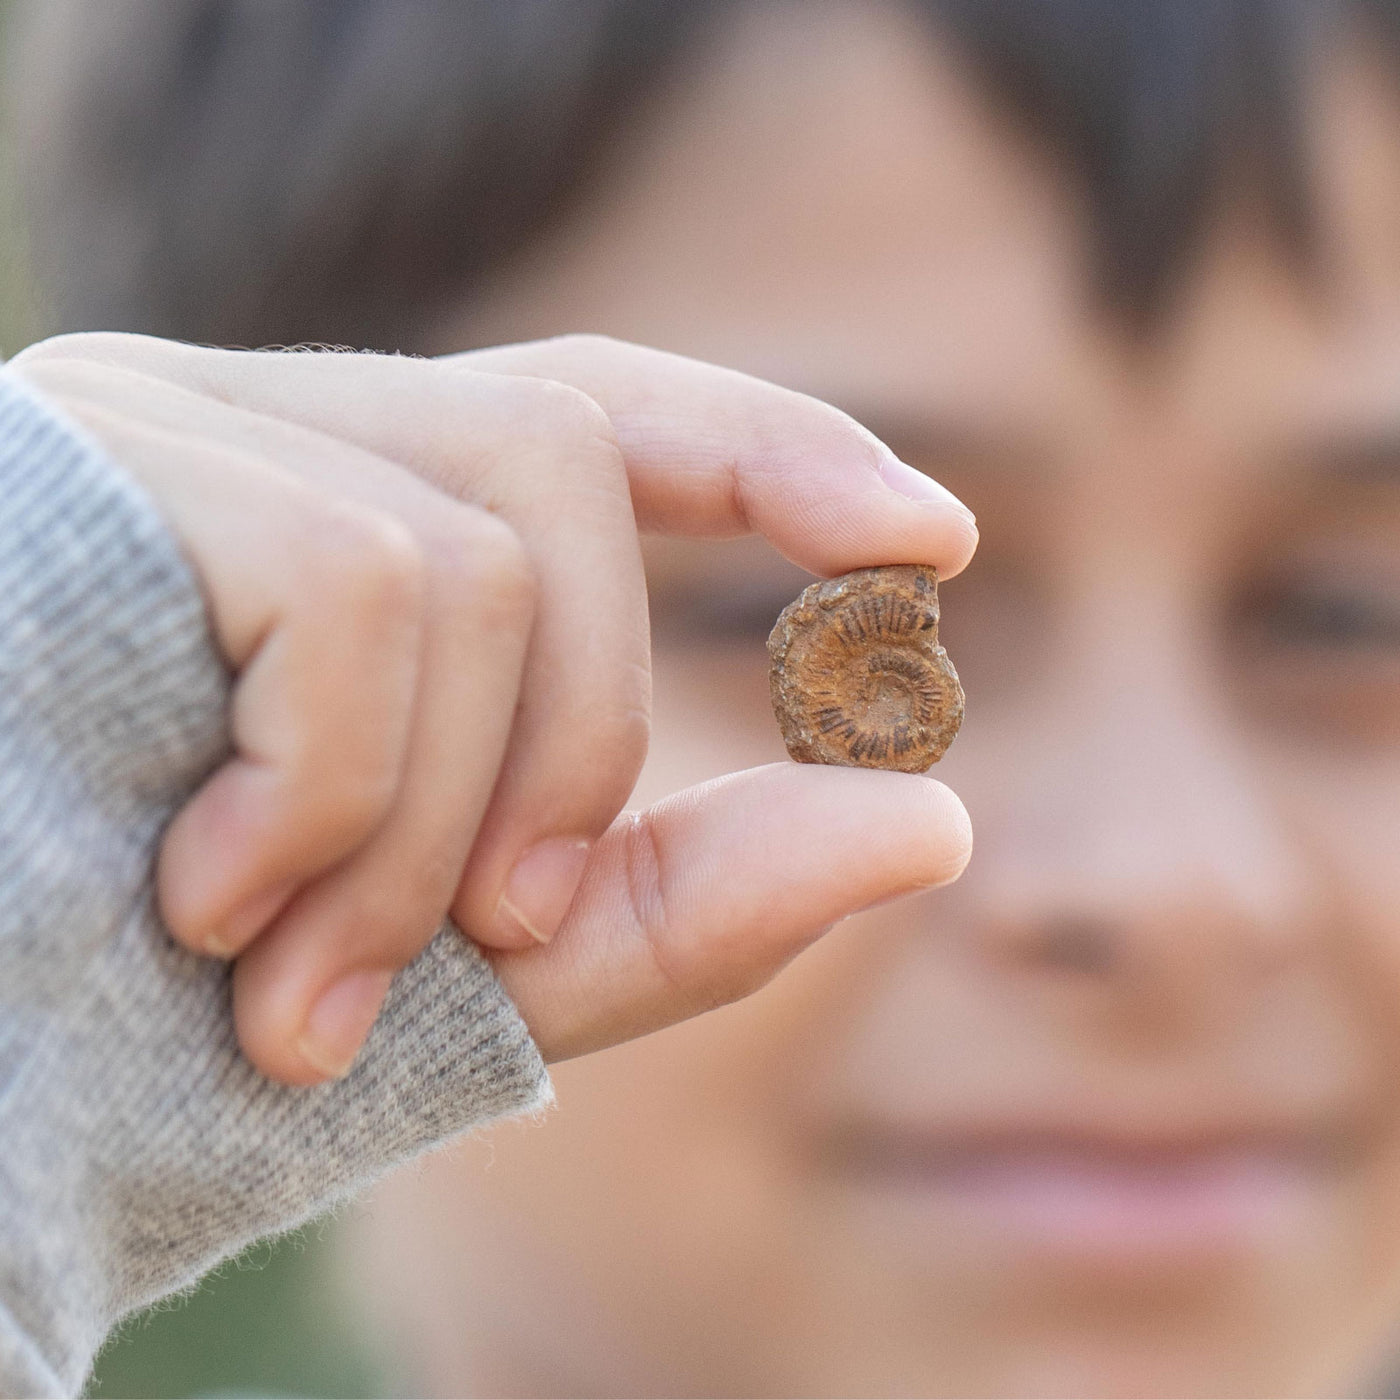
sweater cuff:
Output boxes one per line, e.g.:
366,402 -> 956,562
0,368 -> 231,811
0,366 -> 551,1397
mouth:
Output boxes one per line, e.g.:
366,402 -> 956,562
819,1120 -> 1349,1269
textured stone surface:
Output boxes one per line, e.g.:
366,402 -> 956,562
768,564 -> 963,773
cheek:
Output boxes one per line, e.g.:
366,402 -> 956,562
1275,748 -> 1400,1327
1282,748 -> 1400,978
1324,760 -> 1400,897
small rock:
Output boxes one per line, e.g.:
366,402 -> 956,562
768,564 -> 964,773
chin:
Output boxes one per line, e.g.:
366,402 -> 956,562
873,1298 -> 1373,1400
785,1192 -> 1384,1398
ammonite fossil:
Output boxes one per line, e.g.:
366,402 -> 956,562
768,564 -> 963,773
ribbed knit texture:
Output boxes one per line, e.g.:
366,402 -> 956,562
0,369 -> 553,1399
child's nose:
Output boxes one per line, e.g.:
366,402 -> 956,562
962,573 -> 1323,1011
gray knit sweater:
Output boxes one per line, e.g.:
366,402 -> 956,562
0,370 -> 554,1399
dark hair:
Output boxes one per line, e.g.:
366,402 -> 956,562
8,0 -> 1393,349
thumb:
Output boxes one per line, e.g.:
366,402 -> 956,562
489,762 -> 972,1061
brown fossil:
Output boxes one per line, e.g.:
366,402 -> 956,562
768,564 -> 963,773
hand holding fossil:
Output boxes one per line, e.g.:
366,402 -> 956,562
15,332 -> 975,1078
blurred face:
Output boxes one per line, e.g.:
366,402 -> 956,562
349,5 -> 1400,1395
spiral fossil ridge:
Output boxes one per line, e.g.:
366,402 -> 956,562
768,564 -> 964,773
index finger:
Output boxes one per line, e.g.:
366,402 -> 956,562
28,332 -> 976,581
445,333 -> 979,580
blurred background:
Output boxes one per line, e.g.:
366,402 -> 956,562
9,2 -> 1400,1396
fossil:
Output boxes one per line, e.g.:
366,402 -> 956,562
768,564 -> 963,773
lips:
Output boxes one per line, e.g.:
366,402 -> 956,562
817,1119 -> 1349,1267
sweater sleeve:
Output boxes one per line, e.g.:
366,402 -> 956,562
0,369 -> 553,1399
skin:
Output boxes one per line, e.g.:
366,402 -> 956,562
339,4 -> 1400,1397
10,334 -> 974,1084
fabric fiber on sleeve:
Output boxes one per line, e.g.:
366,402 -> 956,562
0,368 -> 552,1399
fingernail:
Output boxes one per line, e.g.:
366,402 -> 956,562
297,969 -> 394,1080
205,878 -> 297,958
496,837 -> 592,945
879,457 -> 977,523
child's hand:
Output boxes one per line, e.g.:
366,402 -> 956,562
10,333 -> 977,1083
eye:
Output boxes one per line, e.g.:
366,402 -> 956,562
1232,563 -> 1400,745
1241,578 -> 1400,650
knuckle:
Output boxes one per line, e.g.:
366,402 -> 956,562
411,364 -> 621,496
304,502 -> 427,633
512,376 -> 620,458
426,504 -> 536,629
10,330 -> 139,369
314,752 -> 402,845
621,813 -> 767,1015
276,732 -> 400,855
318,878 -> 451,964
8,352 -> 149,404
